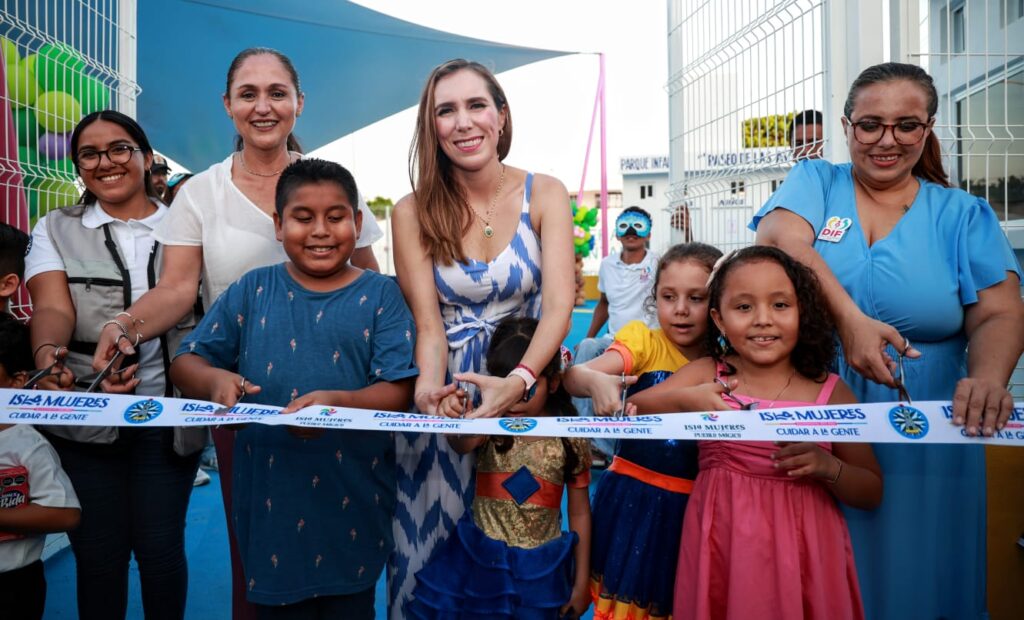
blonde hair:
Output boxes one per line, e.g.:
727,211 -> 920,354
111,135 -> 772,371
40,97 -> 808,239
409,59 -> 513,265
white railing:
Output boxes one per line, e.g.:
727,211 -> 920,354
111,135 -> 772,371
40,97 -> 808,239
1,0 -> 137,319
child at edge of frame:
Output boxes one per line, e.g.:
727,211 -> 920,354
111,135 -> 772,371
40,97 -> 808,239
170,158 -> 418,620
0,313 -> 82,620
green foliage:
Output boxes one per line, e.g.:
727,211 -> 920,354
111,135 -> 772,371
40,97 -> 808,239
366,195 -> 393,219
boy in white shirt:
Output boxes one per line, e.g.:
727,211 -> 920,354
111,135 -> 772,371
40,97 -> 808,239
575,207 -> 659,460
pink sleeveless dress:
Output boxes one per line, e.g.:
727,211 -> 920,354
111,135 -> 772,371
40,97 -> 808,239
674,365 -> 864,620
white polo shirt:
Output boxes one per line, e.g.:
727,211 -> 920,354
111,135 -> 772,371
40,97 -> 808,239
598,249 -> 660,336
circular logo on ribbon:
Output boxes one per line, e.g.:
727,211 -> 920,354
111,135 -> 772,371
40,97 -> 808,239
124,399 -> 163,424
888,405 -> 928,439
499,418 -> 537,434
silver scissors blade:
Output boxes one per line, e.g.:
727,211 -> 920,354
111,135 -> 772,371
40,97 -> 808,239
614,373 -> 627,418
893,339 -> 912,404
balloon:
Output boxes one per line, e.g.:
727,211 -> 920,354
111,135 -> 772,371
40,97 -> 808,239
1,37 -> 19,65
13,108 -> 39,147
6,59 -> 37,108
46,157 -> 77,181
17,145 -> 46,179
75,74 -> 110,114
584,208 -> 599,227
36,90 -> 81,133
34,178 -> 80,215
34,42 -> 86,93
38,132 -> 72,161
24,52 -> 37,75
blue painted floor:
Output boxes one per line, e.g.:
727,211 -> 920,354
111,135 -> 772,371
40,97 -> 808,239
43,301 -> 603,618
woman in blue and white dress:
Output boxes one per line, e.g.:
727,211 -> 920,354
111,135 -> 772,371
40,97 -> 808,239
390,58 -> 575,619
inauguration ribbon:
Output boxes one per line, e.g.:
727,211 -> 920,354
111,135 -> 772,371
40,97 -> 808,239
2,389 -> 1023,446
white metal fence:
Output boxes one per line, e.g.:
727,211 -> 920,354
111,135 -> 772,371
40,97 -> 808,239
666,0 -> 826,249
667,0 -> 1023,394
1,0 -> 136,319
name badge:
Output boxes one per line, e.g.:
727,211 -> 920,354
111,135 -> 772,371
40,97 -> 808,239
817,216 -> 852,243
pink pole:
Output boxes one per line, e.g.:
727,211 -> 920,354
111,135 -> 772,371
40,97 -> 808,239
577,57 -> 603,205
598,53 -> 609,258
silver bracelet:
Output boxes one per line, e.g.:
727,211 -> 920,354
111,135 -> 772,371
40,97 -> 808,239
115,311 -> 145,328
102,318 -> 131,338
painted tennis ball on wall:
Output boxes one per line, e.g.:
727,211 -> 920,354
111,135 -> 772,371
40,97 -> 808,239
34,42 -> 87,93
17,145 -> 47,180
46,157 -> 77,181
1,37 -> 19,65
13,107 -> 39,147
33,178 -> 80,215
75,74 -> 110,114
6,58 -> 38,108
36,90 -> 82,133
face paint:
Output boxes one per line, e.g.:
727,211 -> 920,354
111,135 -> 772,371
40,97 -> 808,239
616,211 -> 652,238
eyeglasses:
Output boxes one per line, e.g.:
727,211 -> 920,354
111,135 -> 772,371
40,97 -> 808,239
76,145 -> 143,170
846,118 -> 931,146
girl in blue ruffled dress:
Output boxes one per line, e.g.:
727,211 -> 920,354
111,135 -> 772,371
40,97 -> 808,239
409,316 -> 592,619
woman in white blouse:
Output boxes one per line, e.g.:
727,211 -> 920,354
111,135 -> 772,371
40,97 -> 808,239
89,47 -> 381,620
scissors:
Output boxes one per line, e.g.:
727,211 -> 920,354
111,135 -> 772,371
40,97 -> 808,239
893,338 -> 912,404
716,376 -> 756,410
458,381 -> 470,419
23,346 -> 69,389
215,377 -> 248,415
613,373 -> 628,418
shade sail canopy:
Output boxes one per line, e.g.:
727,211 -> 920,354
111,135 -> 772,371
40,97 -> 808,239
139,0 -> 571,171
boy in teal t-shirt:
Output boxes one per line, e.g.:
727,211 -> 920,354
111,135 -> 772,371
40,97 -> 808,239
172,159 -> 417,617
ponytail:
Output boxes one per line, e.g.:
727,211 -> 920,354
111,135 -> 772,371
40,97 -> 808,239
911,131 -> 949,187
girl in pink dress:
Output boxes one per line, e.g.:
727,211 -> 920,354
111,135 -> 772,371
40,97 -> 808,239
631,246 -> 883,620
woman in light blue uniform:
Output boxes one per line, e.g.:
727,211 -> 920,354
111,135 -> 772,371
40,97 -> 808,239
752,62 -> 1023,620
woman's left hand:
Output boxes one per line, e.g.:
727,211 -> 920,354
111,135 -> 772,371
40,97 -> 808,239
771,442 -> 841,481
560,584 -> 591,619
951,377 -> 1015,437
452,372 -> 524,419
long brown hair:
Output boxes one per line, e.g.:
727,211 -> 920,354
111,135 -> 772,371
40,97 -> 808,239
225,47 -> 303,154
844,62 -> 949,187
409,59 -> 513,265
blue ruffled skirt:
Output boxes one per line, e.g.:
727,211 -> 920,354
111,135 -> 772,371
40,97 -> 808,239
590,469 -> 689,618
408,514 -> 578,619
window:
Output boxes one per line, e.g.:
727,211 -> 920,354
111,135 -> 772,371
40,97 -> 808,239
731,180 -> 746,194
771,179 -> 780,192
1001,0 -> 1024,26
647,184 -> 654,198
952,4 -> 965,53
640,186 -> 646,199
955,69 -> 1024,223
940,2 -> 967,59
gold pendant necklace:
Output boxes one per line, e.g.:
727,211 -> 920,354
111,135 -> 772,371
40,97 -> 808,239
466,164 -> 505,238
